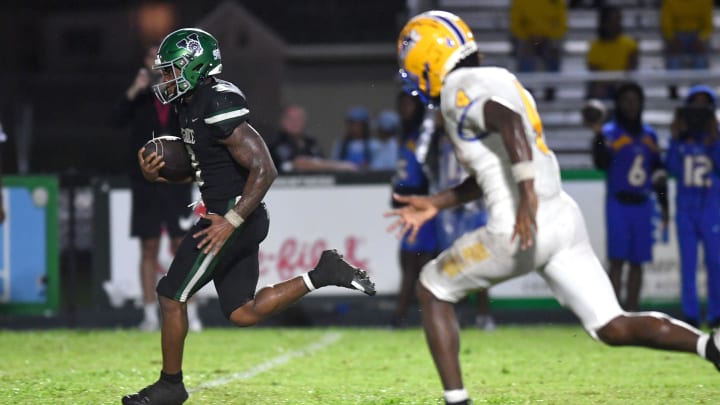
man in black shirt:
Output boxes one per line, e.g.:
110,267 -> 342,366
269,104 -> 321,171
269,104 -> 357,172
122,28 -> 375,405
110,46 -> 200,332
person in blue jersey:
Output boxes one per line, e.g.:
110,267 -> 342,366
332,106 -> 373,169
592,82 -> 669,311
665,84 -> 720,328
370,110 -> 400,170
390,92 -> 439,327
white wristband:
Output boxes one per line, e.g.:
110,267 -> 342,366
511,161 -> 535,182
224,210 -> 245,228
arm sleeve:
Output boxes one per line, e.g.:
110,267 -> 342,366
700,0 -> 713,41
627,36 -> 639,54
204,87 -> 250,138
591,130 -> 612,171
509,1 -> 527,39
549,3 -> 568,39
448,92 -> 515,137
664,139 -> 682,176
586,41 -> 600,70
660,1 -> 675,40
650,138 -> 669,211
707,139 -> 720,177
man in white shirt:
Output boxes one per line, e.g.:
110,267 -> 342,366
386,10 -> 720,405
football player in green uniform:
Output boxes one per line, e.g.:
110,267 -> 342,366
123,28 -> 376,405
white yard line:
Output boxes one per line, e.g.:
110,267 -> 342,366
188,332 -> 342,393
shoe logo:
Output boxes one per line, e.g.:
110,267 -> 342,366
178,214 -> 195,231
191,117 -> 199,122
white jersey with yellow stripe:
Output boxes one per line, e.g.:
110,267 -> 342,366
440,66 -> 563,233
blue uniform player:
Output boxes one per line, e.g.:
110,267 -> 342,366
592,82 -> 668,311
390,92 -> 438,327
666,85 -> 720,328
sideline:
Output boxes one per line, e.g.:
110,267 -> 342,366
188,332 -> 342,393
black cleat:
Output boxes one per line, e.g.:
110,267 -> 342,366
705,332 -> 720,372
312,250 -> 376,296
122,379 -> 188,405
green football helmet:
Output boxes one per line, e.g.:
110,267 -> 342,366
152,28 -> 223,104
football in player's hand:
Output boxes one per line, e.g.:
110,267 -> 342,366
142,136 -> 193,182
581,99 -> 607,126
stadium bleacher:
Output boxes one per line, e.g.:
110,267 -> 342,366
439,0 -> 720,168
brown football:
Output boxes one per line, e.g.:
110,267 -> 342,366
141,136 -> 193,182
581,99 -> 607,125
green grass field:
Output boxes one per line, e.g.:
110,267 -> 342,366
1,326 -> 717,404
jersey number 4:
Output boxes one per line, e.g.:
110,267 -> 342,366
514,80 -> 551,155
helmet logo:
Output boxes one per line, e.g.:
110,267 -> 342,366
212,48 -> 221,60
176,33 -> 203,57
399,29 -> 421,62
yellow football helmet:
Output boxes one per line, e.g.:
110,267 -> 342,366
397,10 -> 477,102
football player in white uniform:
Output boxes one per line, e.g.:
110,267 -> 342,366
386,11 -> 720,405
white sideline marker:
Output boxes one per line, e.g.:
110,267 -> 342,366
188,332 -> 342,393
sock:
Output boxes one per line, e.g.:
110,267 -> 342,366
310,269 -> 326,289
186,301 -> 200,323
160,370 -> 183,384
144,303 -> 158,323
301,273 -> 316,292
697,334 -> 710,359
444,388 -> 469,404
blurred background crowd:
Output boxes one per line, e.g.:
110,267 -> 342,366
2,0 -> 720,328
0,0 -> 718,175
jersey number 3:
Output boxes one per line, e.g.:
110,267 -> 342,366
514,80 -> 551,155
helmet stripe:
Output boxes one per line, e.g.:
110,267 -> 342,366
430,14 -> 466,45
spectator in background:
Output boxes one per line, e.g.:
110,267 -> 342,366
665,85 -> 720,328
370,110 -> 400,170
268,105 -> 355,172
661,0 -> 712,70
332,106 -> 373,169
390,92 -> 437,327
590,82 -> 668,311
661,0 -> 713,98
509,0 -> 567,101
110,46 -> 202,332
586,6 -> 638,100
268,105 -> 322,171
